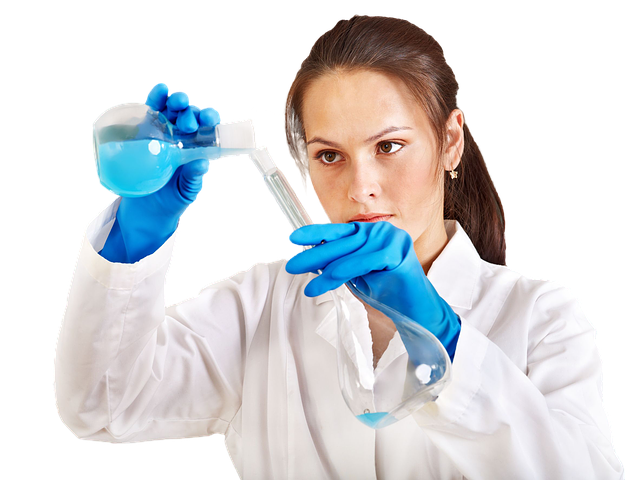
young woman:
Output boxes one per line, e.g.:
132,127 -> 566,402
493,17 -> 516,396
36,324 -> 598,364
55,15 -> 622,479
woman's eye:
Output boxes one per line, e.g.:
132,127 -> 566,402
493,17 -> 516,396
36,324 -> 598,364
379,141 -> 403,154
319,151 -> 343,164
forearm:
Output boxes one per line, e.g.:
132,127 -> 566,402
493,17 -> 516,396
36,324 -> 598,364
55,205 -> 175,439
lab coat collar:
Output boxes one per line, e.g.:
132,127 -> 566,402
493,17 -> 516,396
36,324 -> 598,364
313,219 -> 481,311
427,219 -> 481,311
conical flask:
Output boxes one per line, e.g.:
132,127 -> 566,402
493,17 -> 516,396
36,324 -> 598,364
250,148 -> 452,429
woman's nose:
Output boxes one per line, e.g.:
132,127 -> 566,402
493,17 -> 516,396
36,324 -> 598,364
347,160 -> 382,203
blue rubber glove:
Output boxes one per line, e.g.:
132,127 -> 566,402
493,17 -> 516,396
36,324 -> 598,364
98,83 -> 220,264
285,221 -> 461,361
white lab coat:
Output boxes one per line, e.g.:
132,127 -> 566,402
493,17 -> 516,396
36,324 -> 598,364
55,198 -> 623,479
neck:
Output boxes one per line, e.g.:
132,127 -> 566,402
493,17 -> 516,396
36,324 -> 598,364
413,218 -> 449,276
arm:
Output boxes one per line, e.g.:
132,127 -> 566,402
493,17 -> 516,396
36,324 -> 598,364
54,203 -> 242,443
56,84 -> 260,442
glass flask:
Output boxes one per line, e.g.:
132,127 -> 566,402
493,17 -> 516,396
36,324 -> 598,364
93,103 -> 255,197
250,148 -> 452,429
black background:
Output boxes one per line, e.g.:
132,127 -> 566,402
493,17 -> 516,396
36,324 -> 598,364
43,9 -> 634,478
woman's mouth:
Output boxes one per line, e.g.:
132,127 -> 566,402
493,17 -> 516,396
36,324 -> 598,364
348,214 -> 393,223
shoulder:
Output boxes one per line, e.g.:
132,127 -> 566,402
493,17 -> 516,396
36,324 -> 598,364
475,259 -> 593,361
485,264 -> 600,387
478,258 -> 576,312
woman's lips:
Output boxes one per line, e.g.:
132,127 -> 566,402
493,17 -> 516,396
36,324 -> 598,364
348,215 -> 393,223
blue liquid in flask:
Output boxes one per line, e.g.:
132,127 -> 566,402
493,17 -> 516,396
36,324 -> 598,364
97,138 -> 250,197
98,139 -> 176,197
93,104 -> 256,198
356,412 -> 391,429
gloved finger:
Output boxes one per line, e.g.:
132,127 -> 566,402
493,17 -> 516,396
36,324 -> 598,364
146,83 -> 168,111
297,222 -> 411,292
189,103 -> 200,126
301,241 -> 401,296
289,223 -> 357,246
167,92 -> 189,112
181,158 -> 210,178
177,107 -> 198,133
329,249 -> 403,281
177,159 -> 210,203
199,107 -> 220,128
162,106 -> 178,124
303,272 -> 345,297
286,249 -> 329,275
286,231 -> 368,274
327,235 -> 406,282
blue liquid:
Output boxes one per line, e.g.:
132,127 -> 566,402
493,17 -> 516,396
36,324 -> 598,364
96,139 -> 251,197
97,139 -> 180,197
356,412 -> 390,429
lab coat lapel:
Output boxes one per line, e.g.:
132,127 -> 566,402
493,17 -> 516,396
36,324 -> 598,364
425,219 -> 480,311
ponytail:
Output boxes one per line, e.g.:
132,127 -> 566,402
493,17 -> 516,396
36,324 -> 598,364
445,124 -> 506,265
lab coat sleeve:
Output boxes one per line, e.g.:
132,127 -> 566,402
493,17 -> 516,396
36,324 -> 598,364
412,283 -> 623,479
55,199 -> 272,443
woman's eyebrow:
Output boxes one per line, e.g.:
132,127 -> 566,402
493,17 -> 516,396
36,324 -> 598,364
306,126 -> 412,148
306,137 -> 342,148
365,126 -> 412,143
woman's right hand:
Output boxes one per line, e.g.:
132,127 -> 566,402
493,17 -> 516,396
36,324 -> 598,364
99,83 -> 220,263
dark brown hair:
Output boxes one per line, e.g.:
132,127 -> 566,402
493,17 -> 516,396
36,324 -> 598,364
285,15 -> 506,266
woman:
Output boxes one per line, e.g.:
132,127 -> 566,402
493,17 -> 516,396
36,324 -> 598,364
55,15 -> 622,479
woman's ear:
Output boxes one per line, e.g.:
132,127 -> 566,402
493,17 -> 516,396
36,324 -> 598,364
444,109 -> 465,171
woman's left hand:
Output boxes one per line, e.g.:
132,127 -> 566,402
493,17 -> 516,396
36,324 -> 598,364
286,221 -> 460,360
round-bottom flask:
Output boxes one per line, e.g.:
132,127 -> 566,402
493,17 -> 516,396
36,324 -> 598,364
93,103 -> 255,197
335,283 -> 450,428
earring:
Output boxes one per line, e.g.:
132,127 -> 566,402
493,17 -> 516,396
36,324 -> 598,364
449,169 -> 458,179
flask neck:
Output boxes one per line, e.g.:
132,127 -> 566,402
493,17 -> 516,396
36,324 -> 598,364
177,126 -> 219,149
177,145 -> 257,165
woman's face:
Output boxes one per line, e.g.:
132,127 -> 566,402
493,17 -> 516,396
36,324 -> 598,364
302,69 -> 455,245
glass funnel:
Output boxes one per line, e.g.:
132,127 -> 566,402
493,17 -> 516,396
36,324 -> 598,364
250,148 -> 452,429
93,103 -> 255,197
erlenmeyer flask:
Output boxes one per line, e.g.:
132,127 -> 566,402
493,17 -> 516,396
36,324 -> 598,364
93,103 -> 255,197
250,148 -> 452,429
